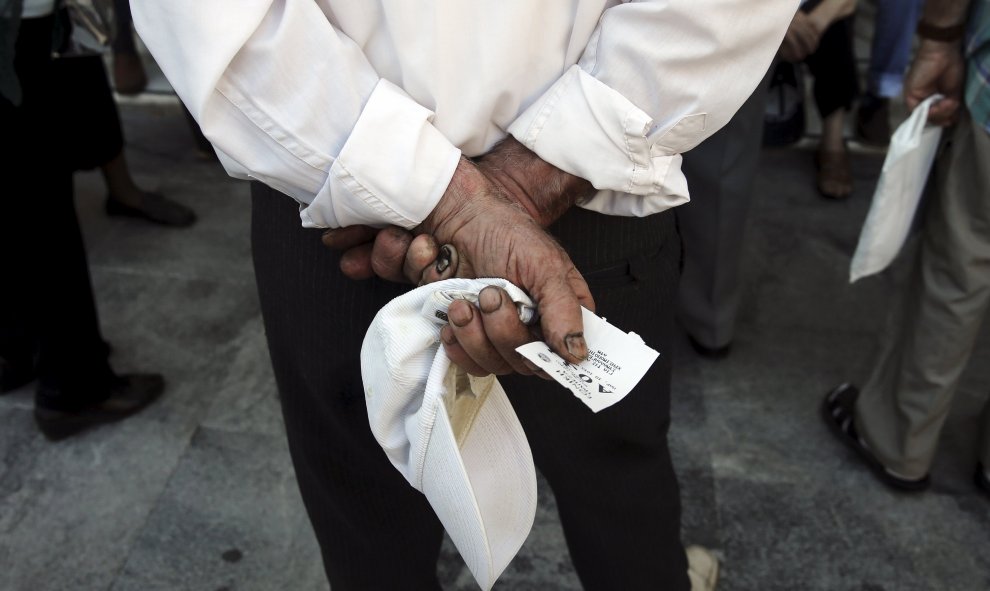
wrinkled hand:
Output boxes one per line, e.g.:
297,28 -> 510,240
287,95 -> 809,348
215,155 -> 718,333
474,136 -> 594,228
321,224 -> 456,284
780,10 -> 821,62
905,39 -> 965,126
323,140 -> 595,377
324,135 -> 593,279
419,157 -> 594,376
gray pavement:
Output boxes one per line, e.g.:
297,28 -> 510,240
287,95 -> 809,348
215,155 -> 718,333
3,19 -> 990,591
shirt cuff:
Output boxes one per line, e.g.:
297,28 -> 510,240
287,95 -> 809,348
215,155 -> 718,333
507,65 -> 705,204
300,79 -> 461,229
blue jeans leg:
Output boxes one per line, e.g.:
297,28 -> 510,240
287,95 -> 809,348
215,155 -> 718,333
868,0 -> 924,98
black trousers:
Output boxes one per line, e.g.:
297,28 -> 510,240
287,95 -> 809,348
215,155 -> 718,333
251,183 -> 689,590
803,11 -> 859,119
112,0 -> 138,55
52,54 -> 125,172
0,16 -> 112,408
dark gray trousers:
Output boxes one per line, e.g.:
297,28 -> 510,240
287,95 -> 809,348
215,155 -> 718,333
251,183 -> 688,590
677,74 -> 769,349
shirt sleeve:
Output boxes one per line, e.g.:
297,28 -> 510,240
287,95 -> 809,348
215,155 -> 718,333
507,0 -> 797,206
131,0 -> 460,229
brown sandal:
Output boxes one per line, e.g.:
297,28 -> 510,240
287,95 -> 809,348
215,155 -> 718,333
815,147 -> 853,200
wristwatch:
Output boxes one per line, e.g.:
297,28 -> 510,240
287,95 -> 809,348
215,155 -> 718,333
917,20 -> 966,42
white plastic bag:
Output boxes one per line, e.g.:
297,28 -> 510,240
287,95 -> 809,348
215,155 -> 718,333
850,95 -> 944,283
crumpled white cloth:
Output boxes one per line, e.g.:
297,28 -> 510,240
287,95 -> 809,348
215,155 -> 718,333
360,278 -> 537,591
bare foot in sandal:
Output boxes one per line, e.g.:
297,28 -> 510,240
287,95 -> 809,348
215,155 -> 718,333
816,146 -> 852,199
816,108 -> 853,199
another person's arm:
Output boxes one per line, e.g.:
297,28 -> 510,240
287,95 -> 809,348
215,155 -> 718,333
905,0 -> 971,125
780,0 -> 857,63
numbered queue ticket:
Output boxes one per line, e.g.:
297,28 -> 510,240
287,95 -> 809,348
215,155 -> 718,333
516,307 -> 659,413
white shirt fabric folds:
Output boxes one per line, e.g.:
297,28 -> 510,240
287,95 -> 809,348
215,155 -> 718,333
132,0 -> 796,230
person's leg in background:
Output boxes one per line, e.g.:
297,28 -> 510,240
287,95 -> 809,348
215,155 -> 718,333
1,17 -> 111,396
250,184 -> 447,589
857,0 -> 924,145
852,110 -> 990,484
1,15 -> 163,440
805,14 -> 859,200
1,16 -> 62,395
0,172 -> 113,408
110,0 -> 214,160
112,0 -> 147,95
51,54 -> 196,227
676,72 -> 771,357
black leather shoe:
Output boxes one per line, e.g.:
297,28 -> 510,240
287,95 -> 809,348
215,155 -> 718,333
1,357 -> 36,394
822,383 -> 930,492
976,463 -> 990,498
106,192 -> 197,227
34,373 -> 165,441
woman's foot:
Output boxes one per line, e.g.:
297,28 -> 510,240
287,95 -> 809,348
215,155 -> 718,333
106,191 -> 197,227
815,146 -> 853,200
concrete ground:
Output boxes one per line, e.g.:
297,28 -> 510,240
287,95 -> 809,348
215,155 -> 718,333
2,8 -> 989,591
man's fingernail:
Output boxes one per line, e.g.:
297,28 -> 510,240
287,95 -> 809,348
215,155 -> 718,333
479,287 -> 502,313
450,302 -> 473,327
565,332 -> 588,361
435,245 -> 452,274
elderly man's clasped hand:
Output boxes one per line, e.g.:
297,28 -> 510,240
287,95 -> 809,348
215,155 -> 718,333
321,138 -> 597,377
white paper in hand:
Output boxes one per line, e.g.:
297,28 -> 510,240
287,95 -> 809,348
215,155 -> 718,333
850,94 -> 944,283
516,307 -> 659,412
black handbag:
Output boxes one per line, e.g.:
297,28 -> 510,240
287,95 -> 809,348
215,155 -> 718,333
762,60 -> 806,147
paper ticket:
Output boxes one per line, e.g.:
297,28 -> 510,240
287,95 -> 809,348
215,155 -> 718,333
516,307 -> 659,412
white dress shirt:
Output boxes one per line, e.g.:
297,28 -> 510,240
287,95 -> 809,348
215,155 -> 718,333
132,0 -> 794,230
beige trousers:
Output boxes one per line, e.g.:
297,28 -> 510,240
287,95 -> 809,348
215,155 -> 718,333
856,109 -> 990,479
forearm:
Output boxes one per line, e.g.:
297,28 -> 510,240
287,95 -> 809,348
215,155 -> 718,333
475,138 -> 594,228
920,0 -> 970,26
507,0 -> 795,212
134,0 -> 459,231
903,0 -> 968,124
809,0 -> 849,24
